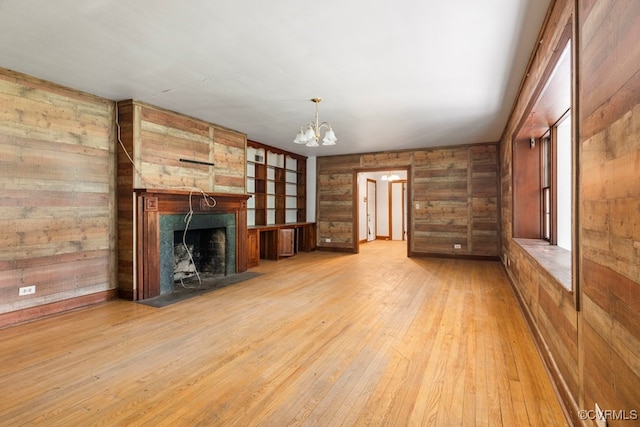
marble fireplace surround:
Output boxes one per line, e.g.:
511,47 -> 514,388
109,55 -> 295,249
135,190 -> 249,300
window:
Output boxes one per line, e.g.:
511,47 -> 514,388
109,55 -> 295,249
555,112 -> 572,251
539,110 -> 572,250
541,136 -> 551,241
512,31 -> 573,291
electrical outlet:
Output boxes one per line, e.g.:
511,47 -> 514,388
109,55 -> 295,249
325,238 -> 331,243
415,202 -> 420,209
19,286 -> 36,296
453,244 -> 461,249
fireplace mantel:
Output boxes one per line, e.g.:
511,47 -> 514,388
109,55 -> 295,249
132,190 -> 250,300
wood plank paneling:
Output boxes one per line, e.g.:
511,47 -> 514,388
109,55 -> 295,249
579,0 -> 640,422
117,100 -> 246,194
501,0 -> 640,424
116,100 -> 247,299
499,1 -> 580,421
316,144 -> 499,257
0,68 -> 116,320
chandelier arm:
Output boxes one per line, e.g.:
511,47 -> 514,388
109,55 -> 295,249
318,122 -> 331,131
294,97 -> 336,146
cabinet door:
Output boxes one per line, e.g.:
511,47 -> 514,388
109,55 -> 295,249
247,229 -> 260,267
278,228 -> 295,257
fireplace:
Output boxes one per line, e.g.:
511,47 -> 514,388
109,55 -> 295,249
173,228 -> 226,282
129,190 -> 250,301
159,213 -> 236,294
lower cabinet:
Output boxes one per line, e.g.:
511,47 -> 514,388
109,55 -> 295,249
278,228 -> 295,257
247,229 -> 260,268
247,223 -> 316,266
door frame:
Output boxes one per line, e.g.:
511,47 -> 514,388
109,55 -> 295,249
366,178 -> 377,242
353,166 -> 411,256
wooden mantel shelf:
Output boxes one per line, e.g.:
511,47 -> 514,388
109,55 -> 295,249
135,189 -> 250,206
135,188 -> 249,198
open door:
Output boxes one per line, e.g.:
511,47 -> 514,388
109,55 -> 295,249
367,179 -> 376,241
390,181 -> 407,241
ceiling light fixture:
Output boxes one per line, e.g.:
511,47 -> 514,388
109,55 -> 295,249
293,98 -> 337,147
381,172 -> 400,182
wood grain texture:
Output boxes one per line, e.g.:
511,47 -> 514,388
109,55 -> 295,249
501,1 -> 640,425
579,0 -> 640,423
498,0 -> 581,422
0,241 -> 567,426
117,99 -> 246,194
0,68 -> 116,317
116,100 -> 248,298
317,144 -> 499,257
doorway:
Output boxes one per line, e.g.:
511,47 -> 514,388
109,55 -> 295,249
389,180 -> 407,241
366,179 -> 376,242
356,169 -> 410,254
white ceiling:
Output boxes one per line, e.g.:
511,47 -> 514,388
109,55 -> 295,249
0,0 -> 549,156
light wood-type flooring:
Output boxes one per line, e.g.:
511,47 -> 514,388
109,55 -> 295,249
0,240 -> 568,426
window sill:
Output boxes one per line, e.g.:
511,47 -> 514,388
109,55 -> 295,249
512,238 -> 572,291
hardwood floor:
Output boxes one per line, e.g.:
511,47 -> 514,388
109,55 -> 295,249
0,241 -> 568,426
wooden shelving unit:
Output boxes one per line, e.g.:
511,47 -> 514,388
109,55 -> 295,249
246,140 -> 314,267
247,141 -> 307,227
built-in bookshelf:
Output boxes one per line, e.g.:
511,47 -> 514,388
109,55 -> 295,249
246,141 -> 307,227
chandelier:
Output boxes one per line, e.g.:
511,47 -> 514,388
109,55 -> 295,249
293,98 -> 337,147
381,171 -> 401,181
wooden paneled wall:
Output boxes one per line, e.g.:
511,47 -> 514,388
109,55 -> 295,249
316,144 -> 499,258
117,100 -> 246,193
0,68 -> 116,325
579,0 -> 640,421
500,0 -> 580,421
116,100 -> 247,298
501,0 -> 640,425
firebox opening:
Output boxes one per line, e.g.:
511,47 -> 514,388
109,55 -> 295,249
160,212 -> 236,295
173,228 -> 226,284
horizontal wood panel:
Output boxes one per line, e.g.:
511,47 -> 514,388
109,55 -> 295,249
361,151 -> 412,167
318,143 -> 498,256
0,68 -> 115,316
141,105 -> 210,136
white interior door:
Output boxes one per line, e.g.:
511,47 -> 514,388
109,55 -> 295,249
367,179 -> 376,241
390,181 -> 406,241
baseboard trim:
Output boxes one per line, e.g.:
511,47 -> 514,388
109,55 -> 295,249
316,246 -> 356,254
118,288 -> 135,301
409,251 -> 500,261
0,289 -> 118,329
502,264 -> 583,427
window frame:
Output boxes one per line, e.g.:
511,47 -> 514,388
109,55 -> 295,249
511,21 -> 576,298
